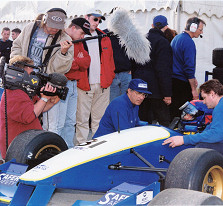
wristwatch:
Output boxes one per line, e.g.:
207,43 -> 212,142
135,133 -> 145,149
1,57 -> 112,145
41,97 -> 48,103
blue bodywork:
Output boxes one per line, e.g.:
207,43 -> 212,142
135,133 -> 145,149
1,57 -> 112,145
0,126 -> 193,205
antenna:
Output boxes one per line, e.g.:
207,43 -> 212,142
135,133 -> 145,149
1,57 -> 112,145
117,112 -> 120,133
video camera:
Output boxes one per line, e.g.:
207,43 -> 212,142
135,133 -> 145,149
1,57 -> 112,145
0,56 -> 68,100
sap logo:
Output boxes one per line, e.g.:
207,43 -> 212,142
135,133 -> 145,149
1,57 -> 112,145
0,173 -> 20,186
98,192 -> 129,205
0,173 -> 6,181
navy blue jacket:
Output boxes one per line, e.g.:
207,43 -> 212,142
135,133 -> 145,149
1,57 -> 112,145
104,29 -> 132,73
0,39 -> 13,63
93,93 -> 140,138
132,28 -> 173,99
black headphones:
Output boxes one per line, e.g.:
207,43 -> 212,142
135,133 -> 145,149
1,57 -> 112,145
186,17 -> 200,33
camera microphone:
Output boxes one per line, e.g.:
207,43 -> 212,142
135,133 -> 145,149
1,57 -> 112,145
200,35 -> 203,38
49,73 -> 68,87
107,8 -> 151,64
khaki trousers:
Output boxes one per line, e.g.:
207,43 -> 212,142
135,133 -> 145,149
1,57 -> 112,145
76,84 -> 110,144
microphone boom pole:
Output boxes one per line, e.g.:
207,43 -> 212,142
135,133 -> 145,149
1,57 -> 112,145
43,32 -> 113,50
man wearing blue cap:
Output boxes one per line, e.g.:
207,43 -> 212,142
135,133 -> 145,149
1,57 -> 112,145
93,79 -> 151,138
132,15 -> 172,127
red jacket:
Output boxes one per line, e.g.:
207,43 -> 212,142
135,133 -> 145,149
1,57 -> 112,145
0,90 -> 42,158
77,28 -> 115,91
65,42 -> 90,81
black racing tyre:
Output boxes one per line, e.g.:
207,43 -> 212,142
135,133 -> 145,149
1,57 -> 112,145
165,148 -> 223,200
213,48 -> 223,67
213,67 -> 223,85
5,129 -> 68,169
148,188 -> 223,205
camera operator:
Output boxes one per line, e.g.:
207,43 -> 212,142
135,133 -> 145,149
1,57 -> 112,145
0,55 -> 60,159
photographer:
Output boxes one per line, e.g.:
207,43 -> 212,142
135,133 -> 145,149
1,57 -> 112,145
0,55 -> 60,159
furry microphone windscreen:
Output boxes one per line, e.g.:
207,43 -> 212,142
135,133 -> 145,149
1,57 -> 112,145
107,8 -> 151,65
49,73 -> 68,87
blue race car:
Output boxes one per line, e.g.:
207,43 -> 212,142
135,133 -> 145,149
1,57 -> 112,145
1,124 -> 223,205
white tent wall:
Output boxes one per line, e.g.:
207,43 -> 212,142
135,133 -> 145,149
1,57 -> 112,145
0,0 -> 223,85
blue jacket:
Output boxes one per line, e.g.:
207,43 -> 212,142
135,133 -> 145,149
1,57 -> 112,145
171,32 -> 196,82
183,97 -> 223,145
93,93 -> 140,138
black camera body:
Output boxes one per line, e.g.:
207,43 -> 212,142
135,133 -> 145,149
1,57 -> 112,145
0,58 -> 68,100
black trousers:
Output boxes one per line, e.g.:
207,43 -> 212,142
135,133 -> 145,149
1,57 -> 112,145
139,98 -> 171,127
170,78 -> 193,121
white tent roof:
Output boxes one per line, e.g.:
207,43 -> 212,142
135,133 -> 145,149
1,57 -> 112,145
181,0 -> 223,18
0,0 -> 223,85
1,1 -> 223,23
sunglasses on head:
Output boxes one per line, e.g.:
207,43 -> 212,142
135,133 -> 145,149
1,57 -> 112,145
93,17 -> 102,24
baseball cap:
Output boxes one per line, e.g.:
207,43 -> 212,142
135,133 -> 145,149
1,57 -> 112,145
86,9 -> 105,20
72,18 -> 91,35
153,15 -> 168,29
46,9 -> 66,30
128,79 -> 152,94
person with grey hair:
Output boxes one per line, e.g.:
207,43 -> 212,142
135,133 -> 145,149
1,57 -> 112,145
170,17 -> 206,121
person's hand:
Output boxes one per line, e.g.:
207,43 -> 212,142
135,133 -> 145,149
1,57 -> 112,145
49,96 -> 60,104
192,89 -> 199,100
60,40 -> 72,55
162,136 -> 184,148
163,97 -> 171,105
40,83 -> 56,100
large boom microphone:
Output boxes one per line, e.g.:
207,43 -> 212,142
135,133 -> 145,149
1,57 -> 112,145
107,8 -> 151,64
43,8 -> 150,64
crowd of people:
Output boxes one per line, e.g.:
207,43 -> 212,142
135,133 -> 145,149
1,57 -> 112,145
1,7 -> 223,164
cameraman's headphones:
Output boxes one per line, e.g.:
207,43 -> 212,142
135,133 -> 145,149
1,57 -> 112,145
43,8 -> 67,24
186,17 -> 200,33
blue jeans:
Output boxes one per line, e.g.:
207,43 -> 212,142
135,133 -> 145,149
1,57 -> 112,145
110,72 -> 132,102
42,80 -> 77,148
0,88 -> 3,101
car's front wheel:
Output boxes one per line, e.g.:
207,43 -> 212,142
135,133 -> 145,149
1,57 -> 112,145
165,148 -> 223,199
5,129 -> 68,169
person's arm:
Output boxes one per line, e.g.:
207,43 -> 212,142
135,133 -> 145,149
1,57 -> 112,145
74,43 -> 91,72
189,78 -> 199,100
34,84 -> 59,116
46,34 -> 74,74
163,103 -> 223,147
